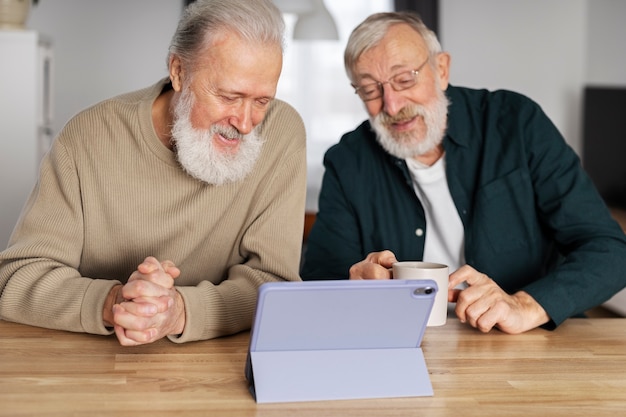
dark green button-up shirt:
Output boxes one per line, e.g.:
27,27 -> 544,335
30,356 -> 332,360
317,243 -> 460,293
302,85 -> 626,328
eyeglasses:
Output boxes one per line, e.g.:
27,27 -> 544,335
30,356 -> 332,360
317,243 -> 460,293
353,57 -> 430,102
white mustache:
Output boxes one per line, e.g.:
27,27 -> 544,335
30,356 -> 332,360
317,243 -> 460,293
380,105 -> 424,126
213,125 -> 244,141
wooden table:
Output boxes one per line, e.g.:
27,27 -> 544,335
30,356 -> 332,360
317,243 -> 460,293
1,318 -> 625,417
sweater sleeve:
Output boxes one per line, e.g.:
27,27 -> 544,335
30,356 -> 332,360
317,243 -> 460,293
0,139 -> 119,335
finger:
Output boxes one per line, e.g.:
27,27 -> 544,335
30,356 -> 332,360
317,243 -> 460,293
455,279 -> 507,331
448,264 -> 476,288
474,306 -> 501,333
473,297 -> 516,333
454,286 -> 482,324
130,296 -> 174,314
149,273 -> 175,289
134,257 -> 176,288
114,324 -> 139,346
364,250 -> 397,268
123,328 -> 159,345
119,298 -> 158,317
448,288 -> 462,303
114,323 -> 156,346
137,256 -> 162,274
122,279 -> 170,300
129,260 -> 171,287
349,261 -> 365,279
163,266 -> 181,280
463,295 -> 493,330
349,262 -> 391,280
112,303 -> 155,332
161,260 -> 181,279
377,250 -> 398,267
140,265 -> 176,288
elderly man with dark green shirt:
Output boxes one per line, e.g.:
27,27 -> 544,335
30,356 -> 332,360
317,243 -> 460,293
301,11 -> 626,334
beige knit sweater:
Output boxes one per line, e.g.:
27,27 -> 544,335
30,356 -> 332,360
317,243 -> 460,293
0,79 -> 307,343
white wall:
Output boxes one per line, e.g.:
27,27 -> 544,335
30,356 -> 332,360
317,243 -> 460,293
440,0 -> 626,155
27,0 -> 182,136
440,0 -> 588,153
0,1 -> 182,248
586,0 -> 626,85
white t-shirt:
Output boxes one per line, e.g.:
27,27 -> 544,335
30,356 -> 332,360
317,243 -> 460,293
406,155 -> 465,272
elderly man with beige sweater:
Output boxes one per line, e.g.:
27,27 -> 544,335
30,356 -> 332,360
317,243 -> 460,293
0,0 -> 306,346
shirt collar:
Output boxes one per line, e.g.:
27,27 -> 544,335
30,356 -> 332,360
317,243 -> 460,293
443,84 -> 471,149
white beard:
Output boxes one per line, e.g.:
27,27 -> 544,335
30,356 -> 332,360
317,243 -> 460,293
370,86 -> 449,159
170,86 -> 264,185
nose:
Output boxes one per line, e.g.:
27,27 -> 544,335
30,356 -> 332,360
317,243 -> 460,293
229,100 -> 256,135
381,85 -> 405,117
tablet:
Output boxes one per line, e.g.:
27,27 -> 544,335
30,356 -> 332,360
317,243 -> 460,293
245,279 -> 437,403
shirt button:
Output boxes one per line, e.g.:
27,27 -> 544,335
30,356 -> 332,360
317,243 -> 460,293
415,228 -> 424,237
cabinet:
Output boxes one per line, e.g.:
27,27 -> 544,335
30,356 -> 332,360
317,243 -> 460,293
0,31 -> 53,249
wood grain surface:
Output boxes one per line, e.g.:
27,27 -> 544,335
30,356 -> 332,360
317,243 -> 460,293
1,318 -> 625,417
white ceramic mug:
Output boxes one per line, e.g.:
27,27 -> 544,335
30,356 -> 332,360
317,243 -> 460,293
392,261 -> 449,326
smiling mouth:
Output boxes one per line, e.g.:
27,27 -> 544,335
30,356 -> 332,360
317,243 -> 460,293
213,132 -> 242,154
213,125 -> 244,146
389,115 -> 419,131
219,133 -> 240,142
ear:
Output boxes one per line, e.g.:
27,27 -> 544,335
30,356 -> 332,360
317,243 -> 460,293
435,52 -> 451,90
169,55 -> 184,92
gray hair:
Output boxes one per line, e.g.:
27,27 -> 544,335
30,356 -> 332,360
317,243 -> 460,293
344,11 -> 442,84
167,0 -> 285,71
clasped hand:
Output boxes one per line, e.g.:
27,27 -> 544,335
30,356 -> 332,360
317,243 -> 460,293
349,250 -> 549,334
109,256 -> 186,346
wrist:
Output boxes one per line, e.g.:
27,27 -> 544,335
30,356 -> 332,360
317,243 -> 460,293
103,284 -> 123,328
172,290 -> 186,335
514,291 -> 550,330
